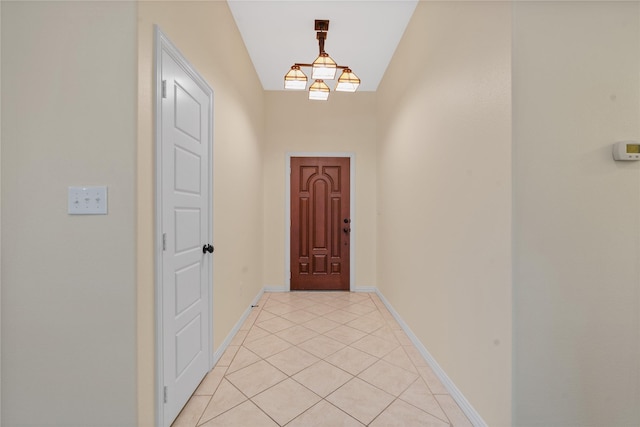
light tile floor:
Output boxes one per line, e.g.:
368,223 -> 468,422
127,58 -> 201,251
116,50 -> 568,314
172,292 -> 472,427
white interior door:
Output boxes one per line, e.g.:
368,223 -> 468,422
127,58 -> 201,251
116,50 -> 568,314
156,28 -> 213,427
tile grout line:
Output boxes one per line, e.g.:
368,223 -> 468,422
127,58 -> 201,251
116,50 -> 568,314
263,294 -> 446,425
258,299 -> 424,422
213,292 -> 285,427
192,367 -> 227,427
184,292 -> 466,427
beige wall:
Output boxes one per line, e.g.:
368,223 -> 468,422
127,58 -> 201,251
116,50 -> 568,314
137,2 -> 265,425
513,2 -> 640,425
376,2 -> 513,425
263,92 -> 378,290
1,2 -> 138,426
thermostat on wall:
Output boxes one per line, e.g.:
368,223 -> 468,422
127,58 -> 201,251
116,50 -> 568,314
613,141 -> 640,161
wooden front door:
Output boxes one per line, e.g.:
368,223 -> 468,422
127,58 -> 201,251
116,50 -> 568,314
291,157 -> 350,291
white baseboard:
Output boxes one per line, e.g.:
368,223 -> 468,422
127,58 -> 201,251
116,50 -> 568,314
211,288 -> 264,365
375,289 -> 487,427
352,286 -> 376,293
263,285 -> 287,293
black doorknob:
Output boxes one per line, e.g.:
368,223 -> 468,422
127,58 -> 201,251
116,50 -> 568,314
203,244 -> 214,254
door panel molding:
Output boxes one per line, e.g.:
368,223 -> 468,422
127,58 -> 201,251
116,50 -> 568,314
285,152 -> 355,291
155,26 -> 214,427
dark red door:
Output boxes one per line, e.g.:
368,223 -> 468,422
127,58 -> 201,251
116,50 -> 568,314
291,157 -> 350,291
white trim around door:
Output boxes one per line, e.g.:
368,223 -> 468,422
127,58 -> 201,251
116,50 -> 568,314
285,152 -> 356,292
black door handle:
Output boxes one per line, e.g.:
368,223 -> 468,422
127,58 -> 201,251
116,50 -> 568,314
203,244 -> 214,254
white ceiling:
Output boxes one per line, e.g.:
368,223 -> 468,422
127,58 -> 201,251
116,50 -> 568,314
227,0 -> 418,92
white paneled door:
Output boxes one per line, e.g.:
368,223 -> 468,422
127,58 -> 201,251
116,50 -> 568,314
156,28 -> 213,427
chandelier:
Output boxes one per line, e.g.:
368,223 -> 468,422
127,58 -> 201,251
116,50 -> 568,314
284,20 -> 360,101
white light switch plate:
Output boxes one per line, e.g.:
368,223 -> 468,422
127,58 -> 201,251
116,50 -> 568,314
68,186 -> 108,215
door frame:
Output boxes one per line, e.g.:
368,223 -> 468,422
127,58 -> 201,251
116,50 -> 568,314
285,152 -> 355,292
154,26 -> 214,427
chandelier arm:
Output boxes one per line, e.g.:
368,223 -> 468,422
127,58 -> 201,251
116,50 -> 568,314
293,63 -> 350,70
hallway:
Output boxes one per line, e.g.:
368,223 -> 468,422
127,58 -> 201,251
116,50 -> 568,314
172,292 -> 471,426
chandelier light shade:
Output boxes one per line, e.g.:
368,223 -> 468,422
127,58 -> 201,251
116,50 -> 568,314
283,19 -> 360,101
284,65 -> 307,90
311,53 -> 337,80
336,68 -> 360,92
308,80 -> 330,101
